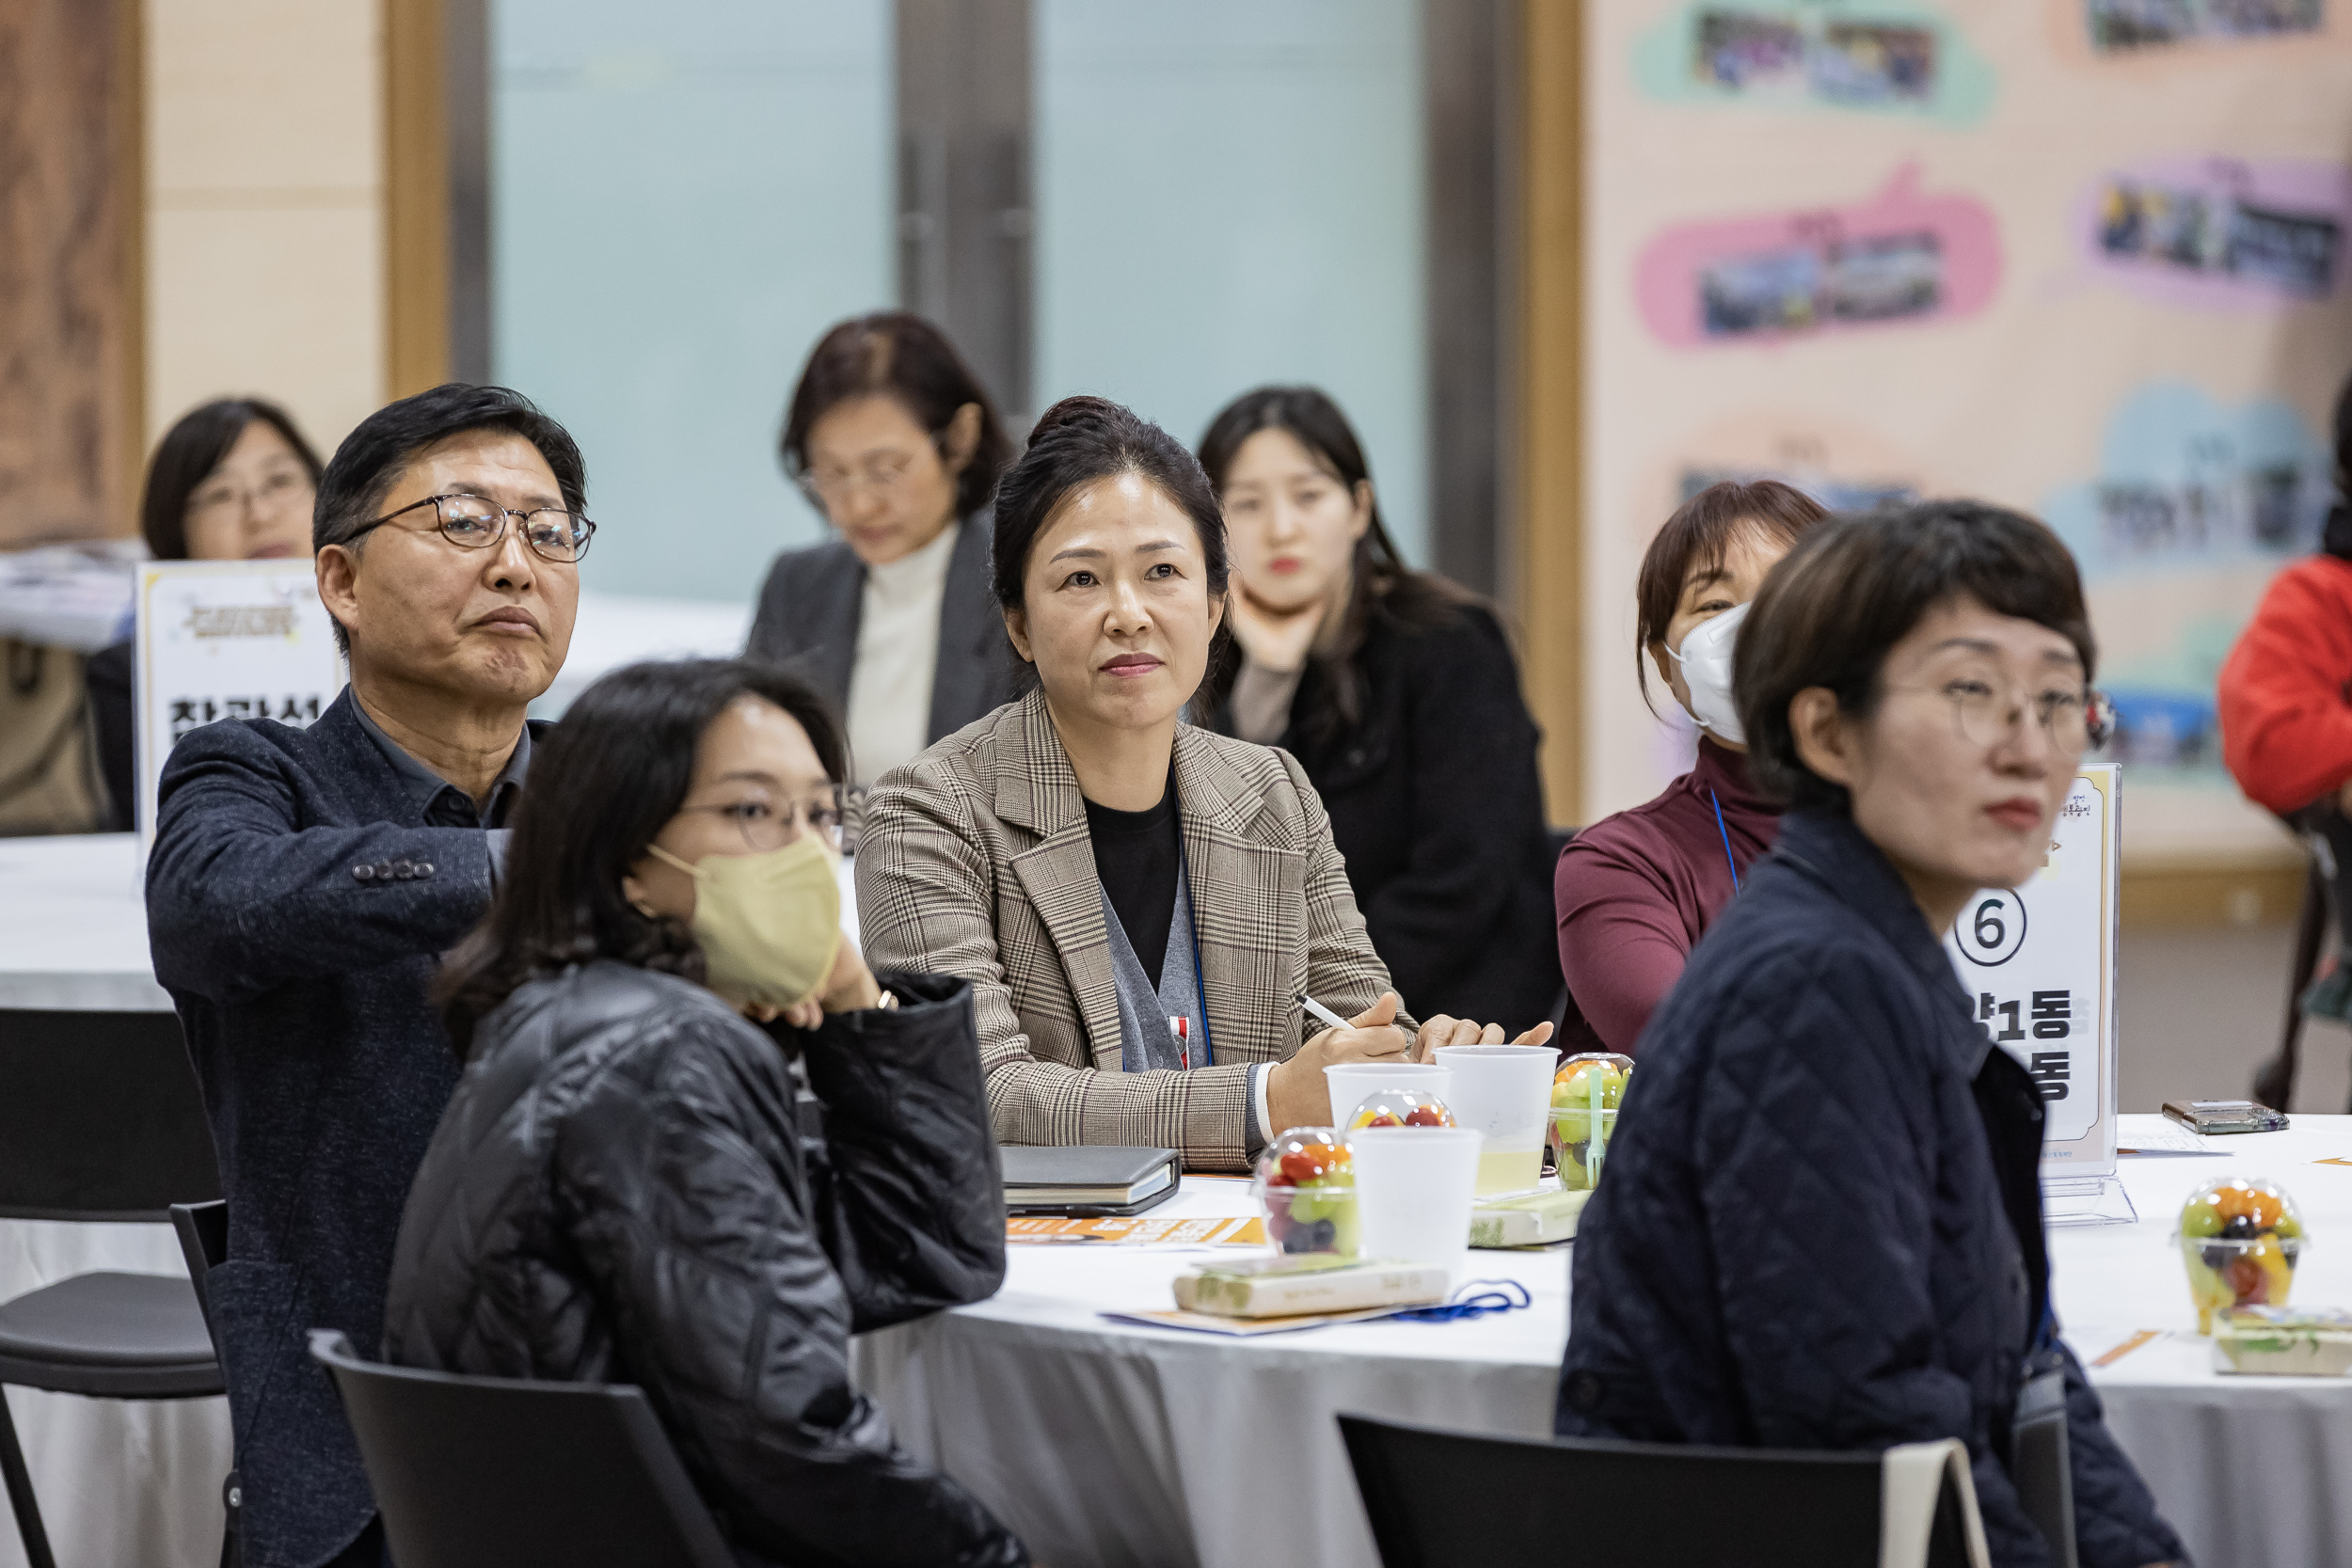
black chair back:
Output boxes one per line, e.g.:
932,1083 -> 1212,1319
0,1010 -> 220,1220
1339,1414 -> 1977,1568
308,1331 -> 734,1568
168,1201 -> 228,1332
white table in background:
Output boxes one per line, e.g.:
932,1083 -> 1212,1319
0,833 -> 225,1568
857,1116 -> 2352,1568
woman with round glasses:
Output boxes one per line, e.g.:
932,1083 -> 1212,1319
748,312 -> 1025,784
87,397 -> 326,827
391,657 -> 1025,1567
1556,501 -> 2181,1568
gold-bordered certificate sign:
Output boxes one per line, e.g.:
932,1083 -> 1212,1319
1943,765 -> 2120,1184
135,561 -> 348,848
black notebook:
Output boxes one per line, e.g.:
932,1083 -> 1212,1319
1000,1146 -> 1182,1216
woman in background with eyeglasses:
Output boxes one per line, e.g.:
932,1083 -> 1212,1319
390,657 -> 1025,1568
87,397 -> 326,828
747,312 -> 1026,784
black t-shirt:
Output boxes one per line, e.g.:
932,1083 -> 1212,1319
1085,772 -> 1180,988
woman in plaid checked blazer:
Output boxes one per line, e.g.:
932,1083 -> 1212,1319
857,396 -> 1550,1173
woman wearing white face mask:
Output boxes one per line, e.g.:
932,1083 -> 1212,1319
390,657 -> 1027,1568
1553,481 -> 1827,1054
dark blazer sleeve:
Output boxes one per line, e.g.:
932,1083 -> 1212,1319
1360,610 -> 1546,1009
793,972 -> 1007,1332
558,1020 -> 1025,1568
1692,951 -> 2055,1566
745,549 -> 803,668
145,721 -> 495,1006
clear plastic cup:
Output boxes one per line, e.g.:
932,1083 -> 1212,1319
1549,1052 -> 1632,1192
2177,1176 -> 2307,1334
1324,1061 -> 1453,1129
1347,1125 -> 1483,1286
1431,1044 -> 1557,1197
1253,1128 -> 1359,1258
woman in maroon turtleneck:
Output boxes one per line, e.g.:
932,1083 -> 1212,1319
1554,481 -> 1828,1053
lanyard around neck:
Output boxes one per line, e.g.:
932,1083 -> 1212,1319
1708,786 -> 1741,895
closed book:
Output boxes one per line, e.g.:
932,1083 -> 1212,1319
1469,1185 -> 1592,1248
1001,1145 -> 1180,1214
1172,1257 -> 1450,1318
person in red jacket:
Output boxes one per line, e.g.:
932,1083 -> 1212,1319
2217,375 -> 2352,1032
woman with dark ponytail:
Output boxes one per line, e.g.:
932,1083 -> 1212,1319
856,395 -> 1549,1172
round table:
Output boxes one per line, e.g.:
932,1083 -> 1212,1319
856,1116 -> 2352,1568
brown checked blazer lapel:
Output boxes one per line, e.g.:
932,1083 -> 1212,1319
1172,725 -> 1302,1069
996,698 -> 1126,1071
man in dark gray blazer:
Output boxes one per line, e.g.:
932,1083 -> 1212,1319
147,384 -> 588,1568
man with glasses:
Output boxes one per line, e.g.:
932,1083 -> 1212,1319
147,384 -> 594,1568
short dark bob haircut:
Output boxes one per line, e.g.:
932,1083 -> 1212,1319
313,384 -> 587,653
779,311 -> 1014,522
1734,499 -> 2097,810
435,657 -> 847,1056
1634,479 -> 1827,716
141,398 -> 324,562
1195,385 -> 1472,747
991,394 -> 1232,611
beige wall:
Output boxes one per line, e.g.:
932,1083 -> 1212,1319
145,0 -> 384,464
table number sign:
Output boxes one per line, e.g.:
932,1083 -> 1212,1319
135,561 -> 347,847
1945,765 -> 2127,1222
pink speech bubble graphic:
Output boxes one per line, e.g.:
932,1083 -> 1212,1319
1634,163 -> 2002,349
2076,156 -> 2351,311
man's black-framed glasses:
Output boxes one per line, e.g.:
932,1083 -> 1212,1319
359,493 -> 596,563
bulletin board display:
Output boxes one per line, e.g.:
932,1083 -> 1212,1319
1581,2 -> 2352,863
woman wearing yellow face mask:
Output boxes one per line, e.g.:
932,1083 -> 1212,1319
391,657 -> 1027,1568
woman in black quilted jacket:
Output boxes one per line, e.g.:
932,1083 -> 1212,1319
1556,503 -> 2185,1568
384,657 -> 1025,1568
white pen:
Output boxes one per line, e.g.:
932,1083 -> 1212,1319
1295,991 -> 1352,1033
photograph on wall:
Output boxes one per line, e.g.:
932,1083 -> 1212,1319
1636,2 -> 1994,122
2083,0 -> 2323,54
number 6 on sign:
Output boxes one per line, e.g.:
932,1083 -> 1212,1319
1942,767 -> 2119,1180
1957,891 -> 2027,966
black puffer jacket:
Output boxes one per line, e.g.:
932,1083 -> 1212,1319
384,961 -> 1025,1568
1557,808 -> 2185,1568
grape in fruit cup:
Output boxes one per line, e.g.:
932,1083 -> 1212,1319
1253,1127 -> 1360,1258
1344,1089 -> 1457,1132
1550,1052 -> 1632,1192
2176,1176 -> 2305,1334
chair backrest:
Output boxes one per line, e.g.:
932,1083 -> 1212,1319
168,1199 -> 228,1330
0,1009 -> 221,1220
1338,1414 -> 1985,1568
307,1331 -> 735,1568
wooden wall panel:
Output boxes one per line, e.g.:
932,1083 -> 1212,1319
385,0 -> 450,399
1518,0 -> 1581,826
0,0 -> 142,547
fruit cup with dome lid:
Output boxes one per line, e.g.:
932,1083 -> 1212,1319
1253,1128 -> 1359,1258
1550,1053 -> 1632,1191
2176,1176 -> 2305,1334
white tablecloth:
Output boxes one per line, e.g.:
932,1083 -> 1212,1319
0,834 -> 165,1012
857,1117 -> 2352,1568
